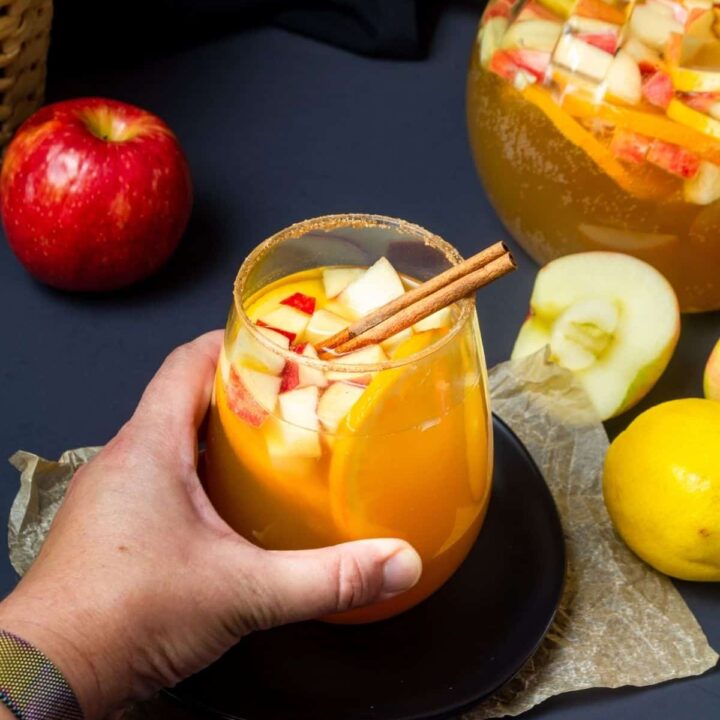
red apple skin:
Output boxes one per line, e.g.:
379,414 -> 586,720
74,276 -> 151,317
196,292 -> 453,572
0,97 -> 192,291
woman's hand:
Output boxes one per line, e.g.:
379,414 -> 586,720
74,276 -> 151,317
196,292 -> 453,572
0,331 -> 422,719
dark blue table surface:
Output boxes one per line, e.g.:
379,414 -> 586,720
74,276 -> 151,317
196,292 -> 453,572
0,3 -> 717,719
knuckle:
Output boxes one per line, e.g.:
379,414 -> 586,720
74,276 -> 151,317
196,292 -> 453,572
334,553 -> 371,613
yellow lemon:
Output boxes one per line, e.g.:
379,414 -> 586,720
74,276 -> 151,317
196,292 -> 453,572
603,399 -> 720,581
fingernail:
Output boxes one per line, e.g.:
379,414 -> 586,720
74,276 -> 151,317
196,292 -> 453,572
382,548 -> 422,596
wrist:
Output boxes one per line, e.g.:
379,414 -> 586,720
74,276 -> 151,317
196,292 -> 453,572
0,577 -> 134,719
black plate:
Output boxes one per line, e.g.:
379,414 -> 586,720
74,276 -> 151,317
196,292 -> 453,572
171,415 -> 565,720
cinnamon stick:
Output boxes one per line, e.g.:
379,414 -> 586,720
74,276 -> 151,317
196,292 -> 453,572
322,241 -> 508,352
320,249 -> 516,357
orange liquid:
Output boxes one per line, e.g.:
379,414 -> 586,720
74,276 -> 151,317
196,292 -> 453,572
467,37 -> 720,312
205,268 -> 493,622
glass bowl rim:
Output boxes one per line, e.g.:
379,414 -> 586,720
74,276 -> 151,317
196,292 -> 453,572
232,213 -> 476,373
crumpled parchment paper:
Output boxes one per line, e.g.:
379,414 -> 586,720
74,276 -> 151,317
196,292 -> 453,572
6,351 -> 718,719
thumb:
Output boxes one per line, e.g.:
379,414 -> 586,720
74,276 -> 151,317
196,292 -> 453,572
246,539 -> 423,628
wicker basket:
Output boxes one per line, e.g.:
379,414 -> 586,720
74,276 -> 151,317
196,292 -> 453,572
0,0 -> 51,147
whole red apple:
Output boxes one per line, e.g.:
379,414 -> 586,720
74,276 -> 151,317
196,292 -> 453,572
0,97 -> 192,291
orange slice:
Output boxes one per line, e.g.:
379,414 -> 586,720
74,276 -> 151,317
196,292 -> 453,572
670,65 -> 720,93
561,90 -> 720,163
521,85 -> 669,198
328,331 -> 486,554
667,97 -> 720,140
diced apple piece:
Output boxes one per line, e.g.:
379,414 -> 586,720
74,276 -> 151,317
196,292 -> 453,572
381,327 -> 414,353
317,382 -> 366,433
647,0 -> 688,25
704,339 -> 720,401
298,344 -> 329,388
271,386 -> 321,458
258,306 -> 309,341
500,19 -> 563,52
507,49 -> 552,81
280,292 -> 316,315
322,267 -> 364,299
629,5 -> 682,51
304,309 -> 349,345
622,37 -> 662,70
479,16 -> 510,69
511,252 -> 680,420
683,92 -> 720,119
230,326 -> 289,375
684,160 -> 720,204
575,32 -> 618,54
340,257 -> 405,319
642,71 -> 673,109
326,344 -> 388,382
482,0 -> 513,23
605,51 -> 642,105
552,35 -> 614,81
413,306 -> 453,332
227,366 -> 281,427
279,362 -> 299,393
567,16 -> 620,34
578,223 -> 678,250
609,129 -> 650,164
324,299 -> 355,320
279,385 -> 320,429
647,139 -> 700,179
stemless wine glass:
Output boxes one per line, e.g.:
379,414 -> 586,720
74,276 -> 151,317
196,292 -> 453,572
204,214 -> 493,623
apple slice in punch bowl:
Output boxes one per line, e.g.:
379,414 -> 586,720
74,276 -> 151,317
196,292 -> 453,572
171,215 -> 565,720
468,0 -> 720,312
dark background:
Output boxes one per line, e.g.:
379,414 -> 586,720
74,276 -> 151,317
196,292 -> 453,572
0,1 -> 718,718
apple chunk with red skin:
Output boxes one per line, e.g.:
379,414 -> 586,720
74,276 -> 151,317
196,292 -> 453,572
226,366 -> 282,427
511,253 -> 680,420
0,98 -> 192,291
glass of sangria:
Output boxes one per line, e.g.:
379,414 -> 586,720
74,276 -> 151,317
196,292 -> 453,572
468,0 -> 720,311
204,214 -> 493,623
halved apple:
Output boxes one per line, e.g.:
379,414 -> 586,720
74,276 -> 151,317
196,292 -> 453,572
704,338 -> 720,401
511,252 -> 680,420
340,257 -> 405,319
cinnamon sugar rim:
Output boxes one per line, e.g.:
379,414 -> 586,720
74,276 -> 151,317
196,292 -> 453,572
232,213 -> 476,373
